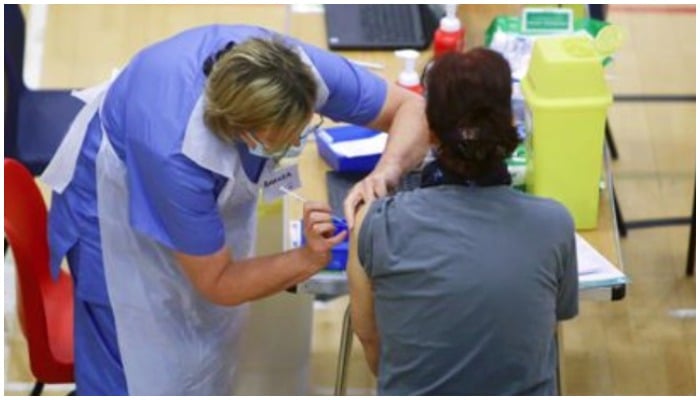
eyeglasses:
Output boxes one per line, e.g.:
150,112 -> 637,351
299,116 -> 325,142
246,116 -> 325,160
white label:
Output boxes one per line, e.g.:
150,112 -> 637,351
260,164 -> 301,203
289,220 -> 303,249
521,8 -> 574,34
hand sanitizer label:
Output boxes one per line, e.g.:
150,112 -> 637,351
522,8 -> 574,34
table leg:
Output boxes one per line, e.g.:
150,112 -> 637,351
334,304 -> 353,396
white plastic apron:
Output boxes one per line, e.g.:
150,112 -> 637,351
43,84 -> 258,395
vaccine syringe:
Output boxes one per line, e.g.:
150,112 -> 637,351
280,186 -> 348,231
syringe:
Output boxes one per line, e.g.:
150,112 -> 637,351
279,186 -> 348,231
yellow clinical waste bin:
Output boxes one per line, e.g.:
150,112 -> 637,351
521,35 -> 612,230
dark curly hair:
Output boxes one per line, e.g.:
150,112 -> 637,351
425,48 -> 520,181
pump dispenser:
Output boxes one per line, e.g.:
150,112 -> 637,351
433,4 -> 465,58
394,49 -> 423,95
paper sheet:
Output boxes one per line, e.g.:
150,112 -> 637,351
576,233 -> 627,288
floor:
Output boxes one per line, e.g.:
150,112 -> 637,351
4,4 -> 696,396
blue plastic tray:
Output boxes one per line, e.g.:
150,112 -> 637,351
315,125 -> 383,173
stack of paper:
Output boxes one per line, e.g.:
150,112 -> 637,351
576,233 -> 627,289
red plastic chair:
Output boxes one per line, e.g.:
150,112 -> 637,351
4,158 -> 74,395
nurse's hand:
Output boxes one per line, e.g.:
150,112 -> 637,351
343,163 -> 401,229
302,201 -> 348,269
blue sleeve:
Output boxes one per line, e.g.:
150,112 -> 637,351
126,145 -> 225,256
297,42 -> 388,126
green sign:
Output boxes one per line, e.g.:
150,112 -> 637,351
522,8 -> 574,33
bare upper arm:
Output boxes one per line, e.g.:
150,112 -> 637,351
366,82 -> 424,133
348,202 -> 379,341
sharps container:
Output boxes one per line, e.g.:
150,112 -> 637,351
521,35 -> 613,230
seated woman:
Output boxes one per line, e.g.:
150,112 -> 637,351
347,48 -> 579,396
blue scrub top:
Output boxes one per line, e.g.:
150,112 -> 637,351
48,24 -> 388,306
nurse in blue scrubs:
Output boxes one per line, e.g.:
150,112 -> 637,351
40,25 -> 428,395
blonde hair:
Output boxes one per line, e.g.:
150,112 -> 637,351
203,37 -> 317,148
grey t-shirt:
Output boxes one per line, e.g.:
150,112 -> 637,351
358,185 -> 578,395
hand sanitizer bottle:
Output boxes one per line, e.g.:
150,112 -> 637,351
394,49 -> 423,95
433,4 -> 465,58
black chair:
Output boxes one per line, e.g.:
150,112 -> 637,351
5,4 -> 84,176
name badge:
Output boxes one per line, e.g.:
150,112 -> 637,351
260,164 -> 301,202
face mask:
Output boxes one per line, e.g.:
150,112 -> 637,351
284,131 -> 311,158
285,117 -> 325,158
245,117 -> 324,160
245,133 -> 287,160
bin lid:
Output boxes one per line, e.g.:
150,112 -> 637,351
524,35 -> 610,99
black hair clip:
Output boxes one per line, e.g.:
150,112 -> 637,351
203,41 -> 236,77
